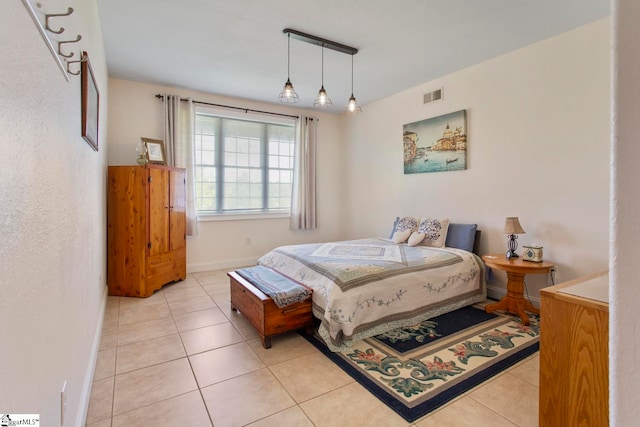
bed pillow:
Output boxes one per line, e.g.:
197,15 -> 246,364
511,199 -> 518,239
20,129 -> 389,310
407,231 -> 425,246
416,217 -> 450,248
391,216 -> 418,243
389,217 -> 400,239
445,223 -> 478,252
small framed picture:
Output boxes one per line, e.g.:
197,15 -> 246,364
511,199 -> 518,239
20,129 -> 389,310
142,138 -> 166,164
81,51 -> 99,151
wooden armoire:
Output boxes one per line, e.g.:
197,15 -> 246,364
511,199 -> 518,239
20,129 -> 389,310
107,164 -> 187,297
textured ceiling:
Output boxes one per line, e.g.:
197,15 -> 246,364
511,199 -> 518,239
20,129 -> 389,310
97,0 -> 610,113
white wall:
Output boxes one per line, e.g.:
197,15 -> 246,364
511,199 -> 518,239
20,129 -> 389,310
2,3 -> 633,422
107,79 -> 346,271
611,0 -> 640,424
343,19 -> 611,302
0,0 -> 109,426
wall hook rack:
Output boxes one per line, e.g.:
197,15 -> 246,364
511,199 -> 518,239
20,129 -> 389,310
58,35 -> 82,58
45,7 -> 73,34
21,1 -> 86,81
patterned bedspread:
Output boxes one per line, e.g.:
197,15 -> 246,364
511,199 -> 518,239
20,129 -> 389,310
258,238 -> 486,351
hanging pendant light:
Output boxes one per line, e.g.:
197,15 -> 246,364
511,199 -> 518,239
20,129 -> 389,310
314,46 -> 332,108
346,54 -> 362,113
278,33 -> 299,103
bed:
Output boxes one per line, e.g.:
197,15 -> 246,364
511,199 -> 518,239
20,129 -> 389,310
256,219 -> 486,352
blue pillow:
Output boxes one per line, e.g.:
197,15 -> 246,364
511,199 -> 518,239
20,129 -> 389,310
389,216 -> 400,239
445,223 -> 478,252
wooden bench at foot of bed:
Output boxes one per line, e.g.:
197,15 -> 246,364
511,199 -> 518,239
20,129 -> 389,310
228,270 -> 314,349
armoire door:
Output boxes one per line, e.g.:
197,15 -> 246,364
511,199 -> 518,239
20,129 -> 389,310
170,168 -> 186,251
148,167 -> 170,257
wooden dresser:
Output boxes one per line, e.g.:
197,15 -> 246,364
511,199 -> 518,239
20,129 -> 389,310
107,165 -> 187,297
539,271 -> 608,426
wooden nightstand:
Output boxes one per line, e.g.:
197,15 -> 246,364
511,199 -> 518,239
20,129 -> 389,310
482,254 -> 555,325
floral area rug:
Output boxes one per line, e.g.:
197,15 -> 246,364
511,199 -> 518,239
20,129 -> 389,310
303,305 -> 540,422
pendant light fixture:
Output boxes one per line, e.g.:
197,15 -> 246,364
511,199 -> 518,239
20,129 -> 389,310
346,54 -> 362,113
280,29 -> 359,108
314,46 -> 332,108
278,33 -> 299,103
313,45 -> 333,108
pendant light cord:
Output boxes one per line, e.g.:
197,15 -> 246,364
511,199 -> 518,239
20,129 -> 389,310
287,33 -> 291,78
351,54 -> 354,94
321,46 -> 324,85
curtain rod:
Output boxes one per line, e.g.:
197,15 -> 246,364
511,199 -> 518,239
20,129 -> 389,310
155,94 -> 299,119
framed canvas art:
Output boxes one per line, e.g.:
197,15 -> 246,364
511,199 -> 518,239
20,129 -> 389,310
403,110 -> 467,174
81,51 -> 99,151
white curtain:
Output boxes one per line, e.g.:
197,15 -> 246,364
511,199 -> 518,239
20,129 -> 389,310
290,116 -> 317,230
164,94 -> 198,236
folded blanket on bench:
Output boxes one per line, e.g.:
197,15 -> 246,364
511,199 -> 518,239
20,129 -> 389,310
236,266 -> 312,308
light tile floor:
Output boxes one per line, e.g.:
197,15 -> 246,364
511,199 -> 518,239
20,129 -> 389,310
86,269 -> 540,427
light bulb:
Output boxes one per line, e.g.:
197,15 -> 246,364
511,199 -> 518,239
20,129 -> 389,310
283,82 -> 294,97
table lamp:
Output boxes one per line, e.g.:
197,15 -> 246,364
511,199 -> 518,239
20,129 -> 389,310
504,217 -> 525,259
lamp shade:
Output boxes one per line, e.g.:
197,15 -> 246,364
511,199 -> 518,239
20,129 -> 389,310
278,79 -> 299,103
346,94 -> 362,113
345,55 -> 362,113
504,217 -> 525,235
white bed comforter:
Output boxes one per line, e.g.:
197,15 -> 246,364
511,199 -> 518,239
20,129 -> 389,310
257,238 -> 485,351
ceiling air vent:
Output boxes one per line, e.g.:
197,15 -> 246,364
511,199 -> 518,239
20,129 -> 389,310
423,88 -> 443,104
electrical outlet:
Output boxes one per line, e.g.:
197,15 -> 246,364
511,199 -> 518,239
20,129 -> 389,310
61,381 -> 67,426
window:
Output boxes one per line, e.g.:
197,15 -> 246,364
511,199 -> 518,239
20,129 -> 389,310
194,107 -> 296,216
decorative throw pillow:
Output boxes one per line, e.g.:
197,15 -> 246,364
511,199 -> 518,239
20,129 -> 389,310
417,218 -> 450,248
391,216 -> 418,244
407,232 -> 425,246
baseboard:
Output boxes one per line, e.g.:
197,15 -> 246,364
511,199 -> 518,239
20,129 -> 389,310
76,285 -> 108,427
187,257 -> 258,273
486,283 -> 541,309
